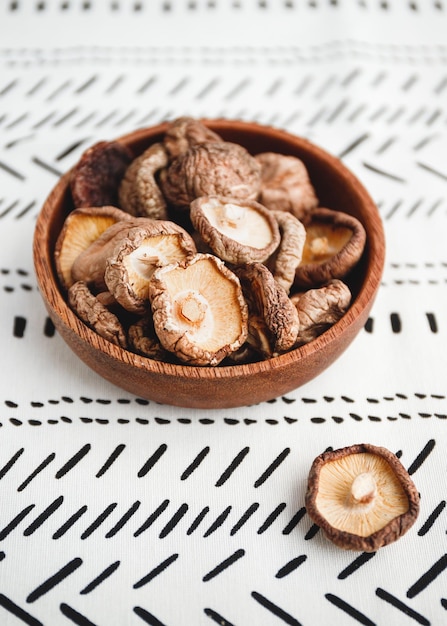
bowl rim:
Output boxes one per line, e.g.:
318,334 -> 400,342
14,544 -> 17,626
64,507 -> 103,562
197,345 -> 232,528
33,118 -> 385,382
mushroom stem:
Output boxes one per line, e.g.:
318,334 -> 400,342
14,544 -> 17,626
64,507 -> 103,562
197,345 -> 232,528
309,236 -> 329,258
220,203 -> 246,228
178,292 -> 207,325
350,472 -> 377,505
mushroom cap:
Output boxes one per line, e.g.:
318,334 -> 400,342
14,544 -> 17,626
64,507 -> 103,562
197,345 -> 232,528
190,195 -> 281,264
234,262 -> 299,356
127,317 -> 173,361
159,141 -> 262,210
70,140 -> 133,209
267,210 -> 307,294
163,116 -> 223,160
118,142 -> 169,220
148,253 -> 248,366
54,206 -> 133,290
104,219 -> 197,314
294,208 -> 367,288
305,444 -> 420,552
67,280 -> 128,349
255,151 -> 319,221
291,279 -> 352,345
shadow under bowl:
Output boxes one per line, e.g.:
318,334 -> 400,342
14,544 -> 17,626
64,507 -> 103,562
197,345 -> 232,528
33,119 -> 385,409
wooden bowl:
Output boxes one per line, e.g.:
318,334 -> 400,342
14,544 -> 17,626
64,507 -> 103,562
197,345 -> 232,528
33,120 -> 385,409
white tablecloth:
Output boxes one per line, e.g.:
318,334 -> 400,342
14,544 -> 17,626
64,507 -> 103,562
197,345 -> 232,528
1,2 -> 447,625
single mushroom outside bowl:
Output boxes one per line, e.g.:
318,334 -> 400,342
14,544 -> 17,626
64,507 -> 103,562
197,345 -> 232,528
33,119 -> 385,409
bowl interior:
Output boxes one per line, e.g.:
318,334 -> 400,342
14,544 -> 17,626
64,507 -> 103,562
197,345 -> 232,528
33,119 -> 385,408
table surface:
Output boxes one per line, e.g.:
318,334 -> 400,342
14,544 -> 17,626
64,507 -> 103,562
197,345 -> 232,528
1,2 -> 447,625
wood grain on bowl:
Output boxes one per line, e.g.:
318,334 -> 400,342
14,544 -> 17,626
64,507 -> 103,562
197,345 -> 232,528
33,120 -> 385,409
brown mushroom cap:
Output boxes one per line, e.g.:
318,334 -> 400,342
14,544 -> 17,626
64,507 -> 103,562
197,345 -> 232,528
267,210 -> 306,294
71,219 -> 139,293
118,142 -> 169,220
148,253 -> 248,366
127,317 -> 173,361
163,117 -> 223,160
294,208 -> 367,288
55,207 -> 133,290
190,195 -> 281,264
305,444 -> 420,552
255,151 -> 319,221
70,140 -> 133,209
291,279 -> 351,345
67,280 -> 128,348
234,262 -> 299,356
159,141 -> 261,210
104,219 -> 197,314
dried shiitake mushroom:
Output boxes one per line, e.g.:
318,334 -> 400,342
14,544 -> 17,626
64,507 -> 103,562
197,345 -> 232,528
68,280 -> 128,349
104,220 -> 197,314
70,140 -> 133,209
256,152 -> 319,221
190,196 -> 281,264
118,142 -> 169,220
159,141 -> 261,210
148,253 -> 248,366
267,210 -> 306,294
55,206 -> 132,290
163,116 -> 223,160
71,220 -> 139,293
234,262 -> 299,357
54,117 -> 370,369
305,444 -> 420,552
127,317 -> 172,361
294,208 -> 366,288
291,279 -> 351,345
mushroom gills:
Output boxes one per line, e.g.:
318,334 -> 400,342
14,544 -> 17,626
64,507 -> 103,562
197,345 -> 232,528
201,198 -> 274,249
156,258 -> 244,352
302,224 -> 353,264
123,234 -> 191,282
315,453 -> 410,537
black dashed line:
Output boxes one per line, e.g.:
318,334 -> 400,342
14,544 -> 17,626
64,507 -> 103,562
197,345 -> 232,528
159,503 -> 188,539
252,591 -> 302,626
254,448 -> 290,488
105,501 -> 141,538
133,554 -> 178,589
0,504 -> 35,540
215,447 -> 250,487
134,500 -> 170,537
59,602 -> 97,626
230,503 -> 259,535
203,549 -> 245,582
181,447 -> 210,480
283,507 -> 306,535
55,444 -> 91,479
325,593 -> 375,626
18,453 -> 55,492
81,503 -> 117,540
27,558 -> 83,603
0,447 -> 24,479
138,444 -> 167,478
407,554 -> 447,598
0,594 -> 43,626
53,506 -> 88,540
376,588 -> 429,625
80,561 -> 120,595
23,496 -> 64,536
407,439 -> 436,475
275,555 -> 307,578
338,552 -> 376,579
187,507 -> 209,535
204,506 -> 232,538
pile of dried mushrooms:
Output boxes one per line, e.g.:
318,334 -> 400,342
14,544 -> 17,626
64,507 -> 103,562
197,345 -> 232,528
55,117 -> 367,367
